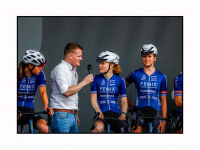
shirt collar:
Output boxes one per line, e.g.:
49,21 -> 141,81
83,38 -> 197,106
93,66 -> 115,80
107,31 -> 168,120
61,60 -> 76,71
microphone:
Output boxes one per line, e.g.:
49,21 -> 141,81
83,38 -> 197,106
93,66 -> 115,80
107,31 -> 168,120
87,64 -> 93,86
87,64 -> 92,74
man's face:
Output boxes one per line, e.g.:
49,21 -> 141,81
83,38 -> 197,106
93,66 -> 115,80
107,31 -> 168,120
71,49 -> 83,68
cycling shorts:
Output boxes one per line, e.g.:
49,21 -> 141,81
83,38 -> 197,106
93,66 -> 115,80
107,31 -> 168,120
17,106 -> 44,129
94,110 -> 126,133
131,106 -> 162,133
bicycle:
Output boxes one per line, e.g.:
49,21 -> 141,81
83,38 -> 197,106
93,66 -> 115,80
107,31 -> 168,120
91,112 -> 131,133
17,108 -> 52,133
134,114 -> 168,133
133,110 -> 181,133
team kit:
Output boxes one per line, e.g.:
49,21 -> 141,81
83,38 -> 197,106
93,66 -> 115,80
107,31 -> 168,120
17,43 -> 183,133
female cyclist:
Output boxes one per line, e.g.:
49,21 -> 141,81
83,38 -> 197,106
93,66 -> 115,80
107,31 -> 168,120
17,50 -> 54,133
125,44 -> 167,133
91,51 -> 128,133
174,72 -> 183,133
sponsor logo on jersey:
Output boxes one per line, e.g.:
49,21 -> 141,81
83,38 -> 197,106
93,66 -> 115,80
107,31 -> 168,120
20,84 -> 35,90
152,96 -> 157,100
151,76 -> 157,81
140,89 -> 156,93
99,100 -> 106,104
109,84 -> 115,86
100,94 -> 114,98
100,87 -> 116,92
110,80 -> 115,83
141,75 -> 146,81
101,79 -> 106,85
140,82 -> 158,87
140,96 -> 146,99
30,77 -> 36,83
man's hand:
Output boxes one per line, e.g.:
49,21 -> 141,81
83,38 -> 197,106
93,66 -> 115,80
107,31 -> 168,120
157,120 -> 166,133
83,74 -> 94,85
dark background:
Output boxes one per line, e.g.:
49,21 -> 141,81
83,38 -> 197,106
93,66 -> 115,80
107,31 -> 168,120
18,17 -> 183,133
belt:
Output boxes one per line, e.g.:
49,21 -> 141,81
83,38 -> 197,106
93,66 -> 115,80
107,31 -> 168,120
53,109 -> 77,114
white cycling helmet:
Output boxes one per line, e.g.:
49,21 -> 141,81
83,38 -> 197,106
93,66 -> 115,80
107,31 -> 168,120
140,44 -> 158,55
23,50 -> 46,66
97,51 -> 120,65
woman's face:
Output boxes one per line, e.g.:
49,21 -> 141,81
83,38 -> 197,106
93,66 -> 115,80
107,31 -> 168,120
142,54 -> 157,67
99,61 -> 109,73
29,64 -> 43,75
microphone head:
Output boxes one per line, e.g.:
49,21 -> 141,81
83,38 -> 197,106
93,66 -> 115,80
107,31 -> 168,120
87,64 -> 92,70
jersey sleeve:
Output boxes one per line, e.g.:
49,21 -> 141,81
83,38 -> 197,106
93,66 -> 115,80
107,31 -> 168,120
125,72 -> 136,87
160,74 -> 167,96
119,78 -> 127,98
38,71 -> 46,88
174,74 -> 182,96
91,75 -> 97,94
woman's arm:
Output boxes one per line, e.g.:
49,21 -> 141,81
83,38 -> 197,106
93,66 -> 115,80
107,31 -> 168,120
91,93 -> 103,118
39,86 -> 54,115
121,97 -> 128,114
119,97 -> 128,120
39,86 -> 48,106
157,96 -> 167,133
174,96 -> 182,107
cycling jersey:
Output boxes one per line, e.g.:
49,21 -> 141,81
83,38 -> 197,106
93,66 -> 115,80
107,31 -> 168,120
17,70 -> 46,108
174,72 -> 182,112
91,74 -> 127,113
125,68 -> 167,110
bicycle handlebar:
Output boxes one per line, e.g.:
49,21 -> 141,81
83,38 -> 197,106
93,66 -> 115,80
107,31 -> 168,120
94,112 -> 127,122
137,114 -> 168,121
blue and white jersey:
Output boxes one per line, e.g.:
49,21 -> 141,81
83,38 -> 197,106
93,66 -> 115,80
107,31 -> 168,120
91,74 -> 127,113
17,71 -> 46,108
125,68 -> 167,110
174,72 -> 182,112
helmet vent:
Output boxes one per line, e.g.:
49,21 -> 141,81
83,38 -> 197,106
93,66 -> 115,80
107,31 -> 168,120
30,55 -> 35,58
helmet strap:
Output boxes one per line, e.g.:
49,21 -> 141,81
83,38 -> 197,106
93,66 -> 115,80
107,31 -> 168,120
103,63 -> 110,74
28,65 -> 36,76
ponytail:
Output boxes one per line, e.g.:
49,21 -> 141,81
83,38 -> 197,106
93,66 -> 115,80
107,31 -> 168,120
110,62 -> 121,75
19,61 -> 27,81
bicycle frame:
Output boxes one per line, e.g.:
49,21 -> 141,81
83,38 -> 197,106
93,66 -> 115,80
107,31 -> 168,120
92,112 -> 129,133
137,115 -> 168,133
18,108 -> 51,133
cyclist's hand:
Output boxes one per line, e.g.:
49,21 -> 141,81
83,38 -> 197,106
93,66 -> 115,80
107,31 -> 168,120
98,112 -> 104,119
44,106 -> 54,116
17,111 -> 22,119
119,114 -> 126,121
157,120 -> 166,133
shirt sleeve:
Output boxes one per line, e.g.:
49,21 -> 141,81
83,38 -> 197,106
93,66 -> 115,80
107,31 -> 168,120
174,74 -> 182,96
38,71 -> 46,88
119,78 -> 127,98
91,75 -> 97,94
160,74 -> 167,96
54,66 -> 69,94
125,72 -> 135,87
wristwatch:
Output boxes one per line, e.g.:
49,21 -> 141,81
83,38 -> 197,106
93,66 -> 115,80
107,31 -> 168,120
121,112 -> 126,116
